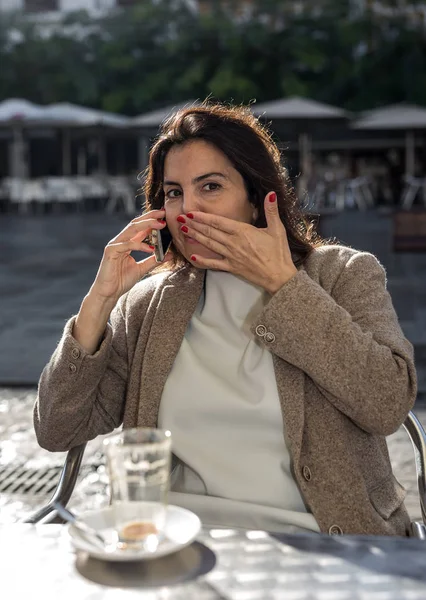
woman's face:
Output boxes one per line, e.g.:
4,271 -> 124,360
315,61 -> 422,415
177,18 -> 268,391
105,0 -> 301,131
163,140 -> 258,265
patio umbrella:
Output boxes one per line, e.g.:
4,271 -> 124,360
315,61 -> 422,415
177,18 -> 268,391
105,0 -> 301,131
43,102 -> 129,127
351,104 -> 426,176
252,97 -> 350,183
0,99 -> 131,176
0,99 -> 48,178
131,100 -> 200,128
252,96 -> 348,120
131,101 -> 200,169
0,98 -> 47,121
43,103 -> 131,175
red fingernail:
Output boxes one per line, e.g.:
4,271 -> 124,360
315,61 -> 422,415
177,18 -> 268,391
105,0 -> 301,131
191,255 -> 196,261
187,213 -> 194,219
181,225 -> 189,233
149,245 -> 155,250
177,216 -> 186,223
158,219 -> 166,224
269,192 -> 277,202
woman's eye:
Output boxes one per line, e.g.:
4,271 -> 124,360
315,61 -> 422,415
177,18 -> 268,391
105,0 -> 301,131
203,183 -> 221,192
165,189 -> 181,199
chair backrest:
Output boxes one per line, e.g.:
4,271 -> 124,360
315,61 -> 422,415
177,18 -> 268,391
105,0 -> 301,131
23,443 -> 87,524
403,411 -> 426,525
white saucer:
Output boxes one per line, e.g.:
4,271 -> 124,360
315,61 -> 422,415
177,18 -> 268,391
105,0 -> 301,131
68,504 -> 201,562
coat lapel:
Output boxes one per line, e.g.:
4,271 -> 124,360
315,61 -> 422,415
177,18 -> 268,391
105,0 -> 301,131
138,265 -> 205,428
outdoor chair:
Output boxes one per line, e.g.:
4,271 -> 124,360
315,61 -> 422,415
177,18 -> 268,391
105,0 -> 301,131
336,177 -> 375,211
2,177 -> 25,212
44,177 -> 85,212
43,177 -> 81,212
105,177 -> 137,216
23,411 -> 426,539
19,180 -> 50,214
400,175 -> 426,210
74,176 -> 109,211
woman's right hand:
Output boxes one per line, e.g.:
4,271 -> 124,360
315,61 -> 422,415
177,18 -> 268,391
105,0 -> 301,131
89,209 -> 172,305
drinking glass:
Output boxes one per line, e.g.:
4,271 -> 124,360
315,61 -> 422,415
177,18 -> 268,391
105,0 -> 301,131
103,428 -> 171,550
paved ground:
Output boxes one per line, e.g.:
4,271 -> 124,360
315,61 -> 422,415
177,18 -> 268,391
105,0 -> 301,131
1,209 -> 426,390
0,213 -> 130,384
0,388 -> 424,525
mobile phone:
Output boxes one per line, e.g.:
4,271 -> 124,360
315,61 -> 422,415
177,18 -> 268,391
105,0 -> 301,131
150,225 -> 173,263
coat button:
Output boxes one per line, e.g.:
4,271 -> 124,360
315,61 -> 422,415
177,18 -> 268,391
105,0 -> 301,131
69,363 -> 77,374
329,525 -> 343,535
255,325 -> 267,337
265,332 -> 276,343
302,466 -> 312,481
71,347 -> 81,359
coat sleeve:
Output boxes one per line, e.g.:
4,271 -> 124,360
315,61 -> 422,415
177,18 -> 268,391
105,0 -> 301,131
34,296 -> 128,452
251,252 -> 417,436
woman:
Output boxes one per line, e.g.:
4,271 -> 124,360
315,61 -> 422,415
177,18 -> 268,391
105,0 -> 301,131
34,102 -> 417,537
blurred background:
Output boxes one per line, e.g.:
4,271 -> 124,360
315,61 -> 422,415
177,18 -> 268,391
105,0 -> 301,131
0,0 -> 426,389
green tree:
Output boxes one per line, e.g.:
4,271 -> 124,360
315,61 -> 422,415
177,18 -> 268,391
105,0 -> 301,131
0,0 -> 425,114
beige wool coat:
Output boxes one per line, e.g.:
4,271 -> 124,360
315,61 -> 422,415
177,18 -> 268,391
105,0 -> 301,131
34,244 -> 418,536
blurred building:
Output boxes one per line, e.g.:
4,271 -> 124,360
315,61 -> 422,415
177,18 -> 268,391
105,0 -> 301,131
354,0 -> 426,22
0,0 -> 107,15
0,0 -> 425,22
0,0 -> 199,17
0,0 -> 151,15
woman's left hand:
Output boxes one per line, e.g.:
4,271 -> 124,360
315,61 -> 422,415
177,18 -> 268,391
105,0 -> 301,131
179,192 -> 298,295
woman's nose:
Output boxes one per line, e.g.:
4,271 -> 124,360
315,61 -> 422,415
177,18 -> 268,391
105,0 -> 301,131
182,193 -> 199,214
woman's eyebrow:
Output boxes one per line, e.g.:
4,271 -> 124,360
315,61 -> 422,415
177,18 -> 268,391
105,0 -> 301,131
163,172 -> 228,186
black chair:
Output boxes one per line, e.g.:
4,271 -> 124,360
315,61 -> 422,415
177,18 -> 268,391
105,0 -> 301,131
403,412 -> 426,538
24,443 -> 87,525
23,412 -> 426,537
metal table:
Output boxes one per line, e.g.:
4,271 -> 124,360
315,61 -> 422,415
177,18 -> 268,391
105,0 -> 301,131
1,525 -> 426,600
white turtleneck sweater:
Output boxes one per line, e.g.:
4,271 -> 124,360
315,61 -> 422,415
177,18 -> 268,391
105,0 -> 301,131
158,270 -> 320,534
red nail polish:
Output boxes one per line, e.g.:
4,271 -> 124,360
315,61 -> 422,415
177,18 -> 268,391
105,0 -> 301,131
269,192 -> 277,202
177,216 -> 186,223
187,213 -> 194,219
149,245 -> 155,250
191,255 -> 196,261
158,219 -> 166,224
181,225 -> 189,233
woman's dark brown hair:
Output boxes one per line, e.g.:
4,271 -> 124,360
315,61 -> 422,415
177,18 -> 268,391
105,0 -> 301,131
142,100 -> 328,270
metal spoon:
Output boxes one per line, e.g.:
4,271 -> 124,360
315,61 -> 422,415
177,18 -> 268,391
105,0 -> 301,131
53,502 -> 159,553
53,502 -> 115,551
